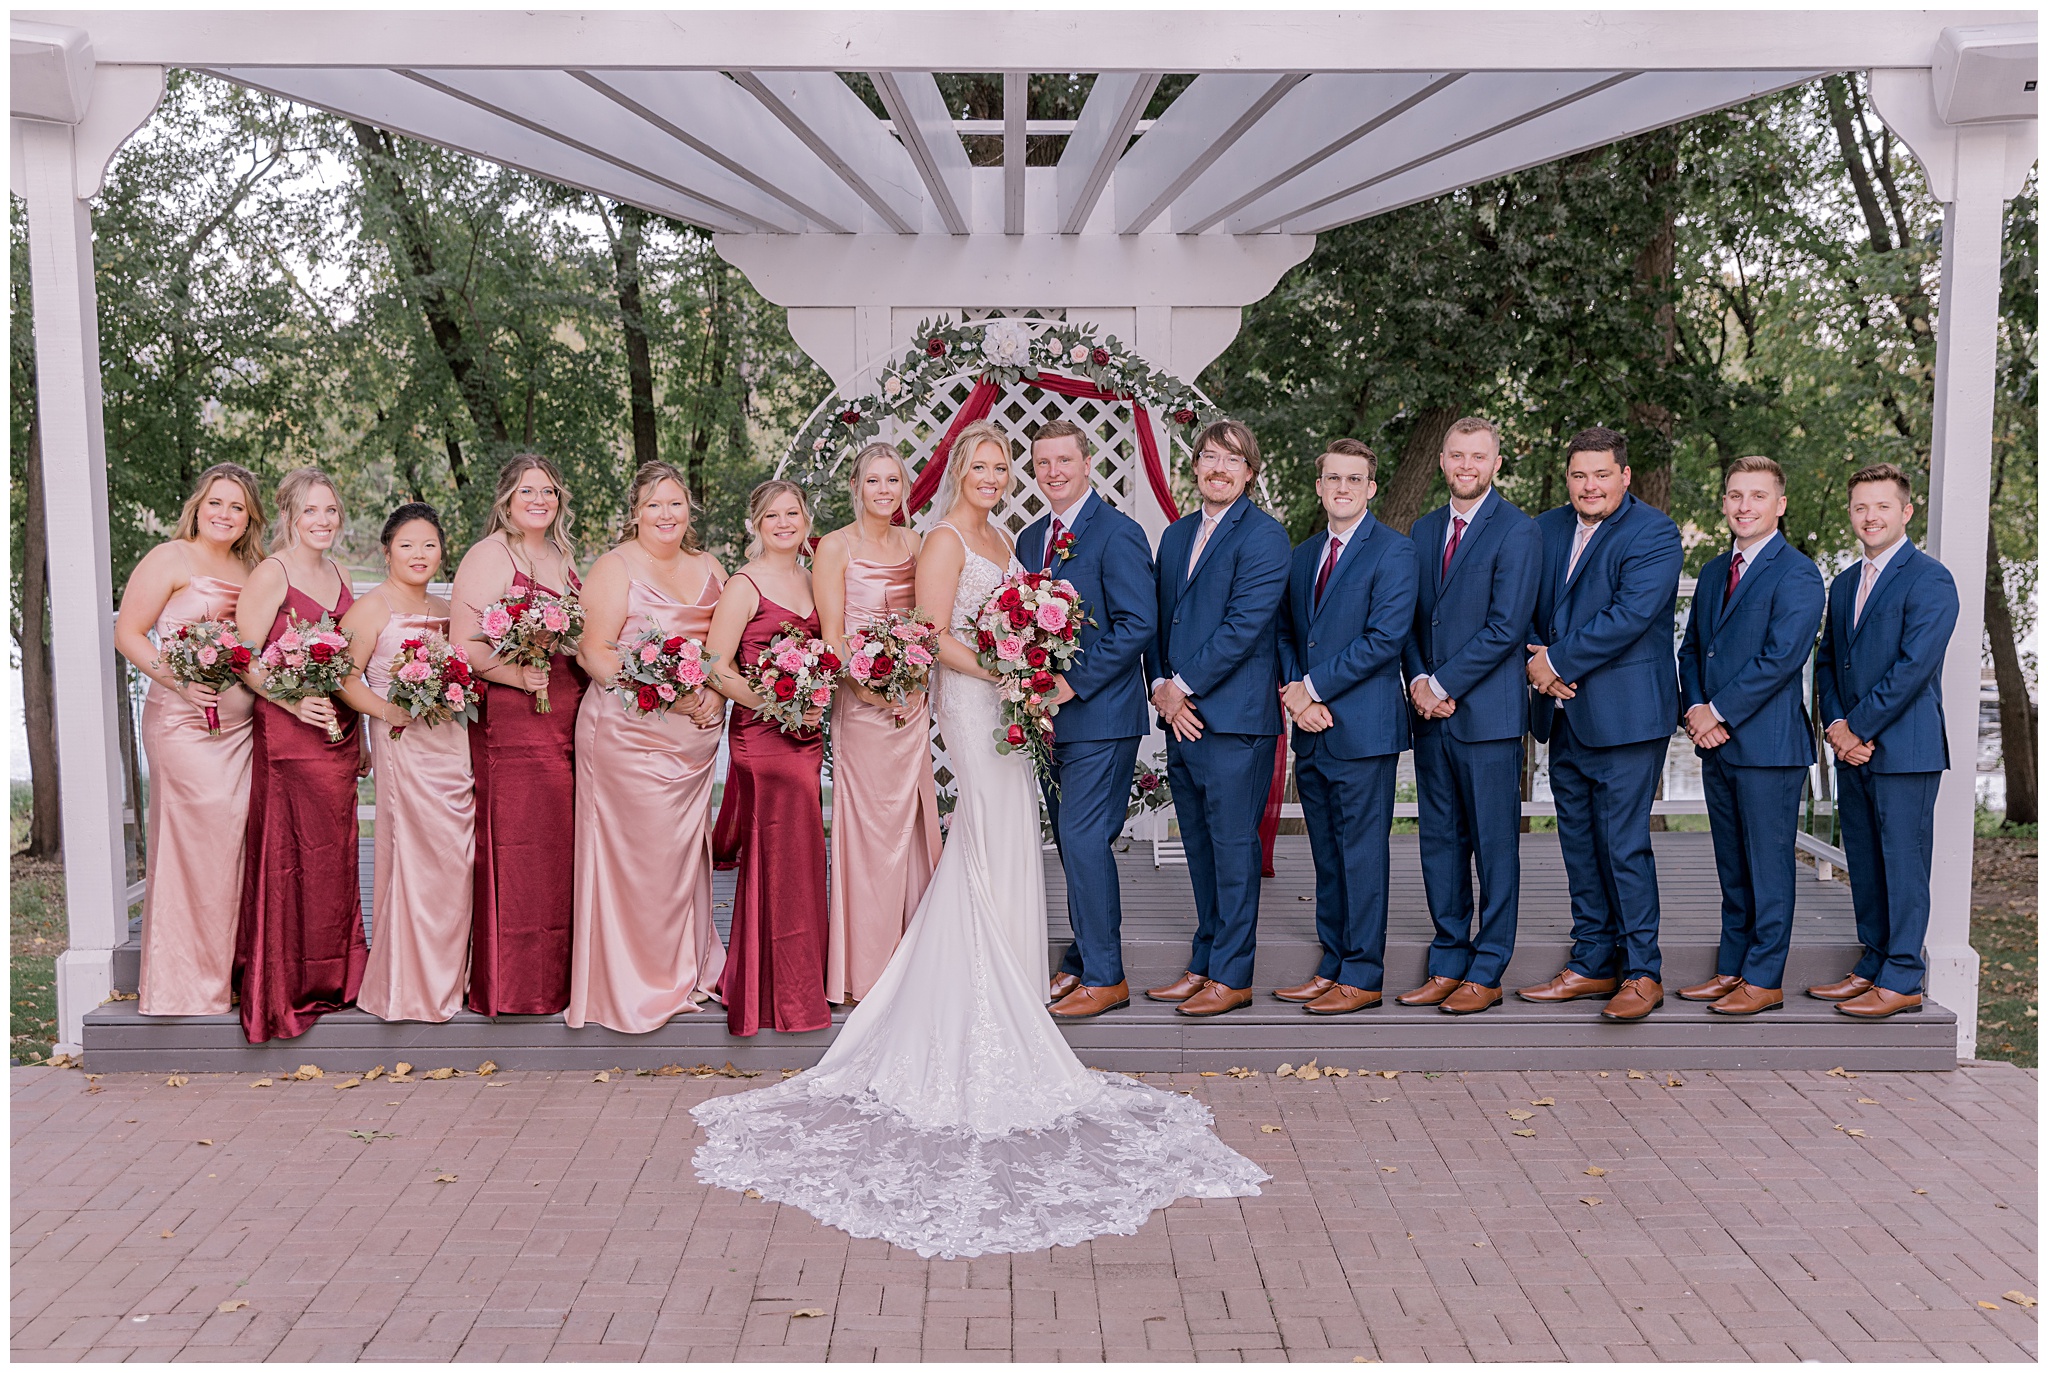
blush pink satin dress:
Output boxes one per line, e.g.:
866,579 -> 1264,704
826,556 -> 943,1004
567,574 -> 728,1032
358,612 -> 475,1023
138,573 -> 255,1016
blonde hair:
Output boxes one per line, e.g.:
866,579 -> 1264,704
848,441 -> 912,517
1445,415 -> 1501,447
173,463 -> 267,567
267,466 -> 343,554
935,420 -> 1014,518
480,453 -> 575,560
619,460 -> 702,552
1725,454 -> 1786,492
745,479 -> 814,561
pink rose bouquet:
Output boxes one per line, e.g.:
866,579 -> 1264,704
259,612 -> 355,742
743,622 -> 841,736
971,570 -> 1089,780
609,619 -> 717,719
381,630 -> 479,740
844,608 -> 940,728
473,585 -> 584,713
155,617 -> 253,735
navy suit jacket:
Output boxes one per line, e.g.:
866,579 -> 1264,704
1529,493 -> 1683,748
1278,513 -> 1419,760
1402,494 -> 1542,744
1678,537 -> 1825,769
1814,541 -> 1958,774
1018,494 -> 1157,742
1147,496 -> 1291,737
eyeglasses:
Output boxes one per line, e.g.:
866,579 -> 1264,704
1195,452 -> 1249,472
1317,473 -> 1372,489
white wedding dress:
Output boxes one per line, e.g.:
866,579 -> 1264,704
691,532 -> 1266,1259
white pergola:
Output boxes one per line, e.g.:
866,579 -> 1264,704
11,10 -> 2036,1057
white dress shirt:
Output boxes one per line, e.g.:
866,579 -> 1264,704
1410,490 -> 1493,704
1829,537 -> 1910,730
1703,529 -> 1778,723
1301,520 -> 1363,703
1153,505 -> 1232,699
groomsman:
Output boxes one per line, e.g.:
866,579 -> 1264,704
1145,419 -> 1292,1018
1675,456 -> 1826,1016
1519,427 -> 1683,1022
1017,420 -> 1159,1019
1400,417 -> 1542,1015
1812,463 -> 1958,1019
1274,439 -> 1419,1014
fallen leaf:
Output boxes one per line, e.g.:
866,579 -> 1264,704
1665,1076 -> 1684,1088
1979,1301 -> 2001,1310
295,1065 -> 323,1080
1913,1188 -> 1928,1195
1625,1070 -> 1646,1080
1833,1123 -> 1844,1131
161,1230 -> 175,1239
423,1067 -> 458,1080
217,1300 -> 248,1313
592,1072 -> 611,1083
653,1064 -> 686,1076
197,1139 -> 213,1147
1825,1066 -> 1857,1078
1380,1166 -> 1397,1173
1199,1071 -> 1220,1077
165,1075 -> 189,1088
791,1308 -> 825,1319
347,1129 -> 396,1143
393,1062 -> 413,1077
1369,1097 -> 1391,1103
1513,1129 -> 1536,1138
2003,1291 -> 2036,1308
1585,1167 -> 1608,1177
250,1079 -> 273,1089
1597,1071 -> 1609,1078
1277,1063 -> 1296,1078
363,1066 -> 385,1081
1529,1097 -> 1556,1106
1260,1124 -> 1284,1134
1379,1070 -> 1400,1080
1857,1097 -> 1879,1104
1326,1067 -> 1349,1078
477,1061 -> 498,1076
1845,1129 -> 1866,1138
743,1188 -> 764,1200
435,1173 -> 458,1184
1579,1197 -> 1602,1207
334,1077 -> 362,1091
1225,1067 -> 1253,1079
1506,1109 -> 1534,1121
1297,1065 -> 1322,1082
781,1067 -> 802,1079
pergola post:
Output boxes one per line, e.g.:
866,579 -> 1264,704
1869,65 -> 2036,1060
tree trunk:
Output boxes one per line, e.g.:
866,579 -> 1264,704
20,397 -> 62,858
1627,139 -> 1680,513
610,203 -> 660,468
1374,405 -> 1458,534
687,258 -> 732,506
1983,520 -> 2037,826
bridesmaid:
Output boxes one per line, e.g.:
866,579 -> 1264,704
449,454 -> 586,1017
233,467 -> 367,1043
114,463 -> 267,1016
813,444 -> 942,1008
567,461 -> 729,1032
337,503 -> 473,1024
707,480 -> 830,1037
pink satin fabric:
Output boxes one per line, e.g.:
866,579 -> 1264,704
826,557 -> 942,1003
358,612 -> 475,1023
567,575 -> 728,1032
138,573 -> 255,1016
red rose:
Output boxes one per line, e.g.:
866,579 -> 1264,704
176,626 -> 190,639
927,337 -> 947,357
309,642 -> 336,663
662,636 -> 685,654
1138,774 -> 1160,792
817,651 -> 841,672
1091,347 -> 1110,365
1005,724 -> 1025,746
976,630 -> 997,652
839,408 -> 862,426
400,638 -> 423,653
1026,645 -> 1048,667
1031,670 -> 1056,693
997,587 -> 1021,610
636,685 -> 660,713
1008,606 -> 1031,629
773,677 -> 797,701
229,645 -> 252,670
871,654 -> 895,677
1174,408 -> 1196,425
1024,571 -> 1045,588
1060,624 -> 1076,641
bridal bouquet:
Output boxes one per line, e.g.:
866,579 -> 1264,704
743,623 -> 841,735
381,630 -> 479,739
609,620 -> 714,718
845,609 -> 939,727
971,570 -> 1087,779
156,618 -> 253,735
475,586 -> 582,713
259,612 -> 355,742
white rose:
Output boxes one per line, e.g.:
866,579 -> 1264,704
980,320 -> 1033,368
883,374 -> 903,398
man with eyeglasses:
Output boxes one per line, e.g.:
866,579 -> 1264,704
1399,417 -> 1542,1016
1143,419 -> 1292,1018
1273,438 -> 1419,1016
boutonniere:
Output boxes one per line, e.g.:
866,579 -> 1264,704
1050,529 -> 1077,565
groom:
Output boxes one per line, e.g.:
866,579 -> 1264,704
1019,420 -> 1159,1018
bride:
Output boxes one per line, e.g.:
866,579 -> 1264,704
692,421 -> 1265,1259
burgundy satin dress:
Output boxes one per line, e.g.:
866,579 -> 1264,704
826,557 -> 942,1004
234,575 -> 366,1043
568,574 -> 727,1032
138,574 -> 254,1016
469,568 -> 586,1017
712,576 -> 829,1036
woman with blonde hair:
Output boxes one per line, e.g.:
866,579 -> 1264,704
567,462 -> 729,1032
232,466 -> 368,1042
113,463 -> 267,1017
705,479 -> 830,1036
811,442 -> 941,1007
448,453 -> 586,1017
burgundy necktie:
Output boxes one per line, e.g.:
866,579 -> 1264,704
1313,534 -> 1342,609
1725,550 -> 1744,602
1441,515 -> 1465,580
1043,517 -> 1064,573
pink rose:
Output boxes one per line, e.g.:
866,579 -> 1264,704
1035,602 -> 1069,632
278,630 -> 303,652
656,683 -> 677,702
446,685 -> 466,706
775,647 -> 805,674
414,645 -> 431,661
480,605 -> 514,639
809,686 -> 833,707
905,644 -> 933,666
639,643 -> 661,663
677,640 -> 702,662
196,646 -> 218,666
850,653 -> 874,680
398,660 -> 433,683
996,635 -> 1025,662
676,661 -> 707,688
540,606 -> 570,633
285,651 -> 307,669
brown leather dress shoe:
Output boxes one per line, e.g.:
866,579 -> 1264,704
1146,971 -> 1210,1003
1175,983 -> 1254,1017
1600,977 -> 1664,1022
1836,987 -> 1923,1018
1708,984 -> 1783,1016
1440,982 -> 1503,1015
1517,969 -> 1619,1003
1304,985 -> 1382,1015
1678,973 -> 1745,1002
1050,980 -> 1130,1019
1397,975 -> 1461,1007
1806,974 -> 1875,1002
1273,975 -> 1336,1003
1049,972 -> 1080,1002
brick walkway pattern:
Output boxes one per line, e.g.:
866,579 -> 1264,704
11,1061 -> 2037,1362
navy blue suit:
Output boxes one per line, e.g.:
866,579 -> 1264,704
1529,493 -> 1683,984
1148,496 -> 1291,991
1277,513 -> 1418,991
1019,492 -> 1157,988
1403,493 -> 1542,987
1678,535 -> 1825,989
1814,541 -> 1958,994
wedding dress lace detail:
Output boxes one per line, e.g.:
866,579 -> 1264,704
693,528 -> 1265,1259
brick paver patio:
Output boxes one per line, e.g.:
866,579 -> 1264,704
11,1060 -> 2037,1362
